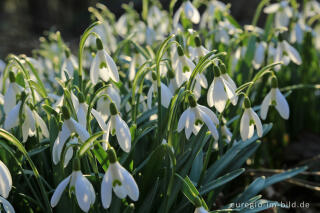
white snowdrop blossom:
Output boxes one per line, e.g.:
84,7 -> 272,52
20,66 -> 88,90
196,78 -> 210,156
264,1 -> 293,28
90,38 -> 119,85
101,148 -> 139,209
273,40 -> 302,70
0,160 -> 15,213
189,36 -> 209,62
96,85 -> 121,121
253,41 -> 267,69
173,1 -> 200,29
3,72 -> 23,115
173,46 -> 195,87
51,164 -> 95,212
240,98 -> 263,141
260,77 -> 289,120
103,102 -> 131,152
52,106 -> 90,165
207,65 -> 237,113
147,73 -> 173,109
61,50 -> 77,81
4,99 -> 49,142
178,95 -> 219,140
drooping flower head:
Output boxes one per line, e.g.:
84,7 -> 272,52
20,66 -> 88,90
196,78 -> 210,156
101,147 -> 139,209
260,77 -> 289,120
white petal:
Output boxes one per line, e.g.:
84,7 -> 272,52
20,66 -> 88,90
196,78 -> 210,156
283,41 -> 302,65
207,81 -> 215,107
275,88 -> 290,119
264,3 -> 280,14
91,109 -> 108,130
260,91 -> 272,120
75,173 -> 95,212
184,1 -> 200,24
71,119 -> 90,142
4,102 -> 21,130
250,108 -> 263,137
101,169 -> 112,209
51,176 -> 70,207
33,111 -> 49,138
185,108 -> 195,139
115,115 -> 131,152
118,163 -> 139,201
0,196 -> 15,213
177,109 -> 189,132
104,50 -> 119,82
90,54 -> 100,85
199,109 -> 219,140
0,161 -> 12,198
240,109 -> 250,141
63,147 -> 73,168
222,78 -> 237,105
212,78 -> 228,113
161,83 -> 173,108
147,87 -> 153,110
77,104 -> 88,128
194,206 -> 208,213
4,84 -> 16,115
197,105 -> 219,124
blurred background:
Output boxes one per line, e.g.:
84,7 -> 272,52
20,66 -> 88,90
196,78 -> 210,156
0,0 -> 319,212
0,0 -> 263,58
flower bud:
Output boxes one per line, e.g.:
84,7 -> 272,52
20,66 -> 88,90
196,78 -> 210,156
62,106 -> 71,120
213,65 -> 221,77
72,156 -> 81,171
78,92 -> 85,103
9,71 -> 15,83
96,38 -> 104,50
109,102 -> 118,115
220,63 -> 227,74
107,147 -> 117,163
65,49 -> 71,58
188,94 -> 197,108
177,46 -> 184,57
194,36 -> 201,47
244,97 -> 251,108
151,71 -> 157,81
271,76 -> 278,88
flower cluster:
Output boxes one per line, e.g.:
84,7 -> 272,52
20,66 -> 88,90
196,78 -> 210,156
0,0 -> 318,212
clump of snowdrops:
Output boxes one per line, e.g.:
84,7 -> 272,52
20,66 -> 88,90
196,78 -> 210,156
0,0 -> 319,212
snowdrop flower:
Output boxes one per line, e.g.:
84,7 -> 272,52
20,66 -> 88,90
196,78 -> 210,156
147,72 -> 173,109
4,96 -> 49,142
61,49 -> 77,81
207,65 -> 237,113
90,38 -> 119,85
189,36 -> 209,62
51,158 -> 95,212
253,41 -> 267,69
0,160 -> 12,199
101,148 -> 139,209
240,98 -> 263,141
260,77 -> 289,120
104,102 -> 131,152
178,95 -> 219,140
173,46 -> 195,87
52,106 -> 90,165
129,51 -> 145,81
173,1 -> 200,30
264,1 -> 293,28
3,72 -> 23,115
0,160 -> 15,213
194,206 -> 208,213
96,84 -> 121,121
273,39 -> 302,70
290,19 -> 304,44
200,0 -> 227,29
